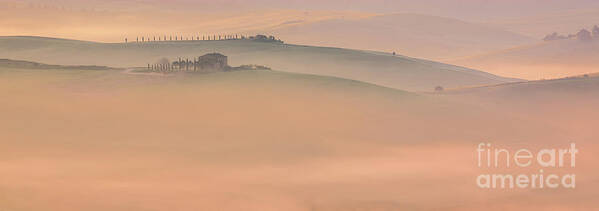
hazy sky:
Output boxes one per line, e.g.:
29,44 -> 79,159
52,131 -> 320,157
239,0 -> 599,20
5,0 -> 599,20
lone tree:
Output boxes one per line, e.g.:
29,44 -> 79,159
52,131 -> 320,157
435,86 -> 444,92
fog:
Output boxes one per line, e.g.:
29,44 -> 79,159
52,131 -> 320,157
1,67 -> 597,210
2,1 -> 599,209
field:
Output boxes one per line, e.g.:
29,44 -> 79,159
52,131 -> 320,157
3,1 -> 599,210
1,65 -> 598,210
453,38 -> 599,80
0,36 -> 521,92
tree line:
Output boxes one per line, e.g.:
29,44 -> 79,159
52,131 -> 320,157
125,34 -> 282,43
543,25 -> 599,42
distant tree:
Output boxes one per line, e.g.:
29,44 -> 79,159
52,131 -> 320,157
584,74 -> 589,78
593,25 -> 599,37
435,86 -> 444,92
255,34 -> 268,40
249,34 -> 282,43
392,52 -> 396,56
156,58 -> 170,66
543,32 -> 571,41
577,29 -> 592,41
543,32 -> 559,41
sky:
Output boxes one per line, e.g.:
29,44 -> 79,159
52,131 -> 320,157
4,0 -> 599,20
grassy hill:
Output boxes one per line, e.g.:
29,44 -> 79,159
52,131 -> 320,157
437,74 -> 599,137
0,58 -> 112,70
487,8 -> 599,38
439,73 -> 599,107
1,64 -> 594,211
453,38 -> 599,80
0,36 -> 521,92
264,13 -> 535,61
443,73 -> 599,95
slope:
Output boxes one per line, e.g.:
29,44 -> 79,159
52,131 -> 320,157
0,36 -> 521,92
453,38 -> 599,80
262,13 -> 535,60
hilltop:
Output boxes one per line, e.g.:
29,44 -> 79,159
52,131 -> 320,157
452,38 -> 599,79
0,58 -> 112,70
436,74 -> 599,135
264,13 -> 535,61
441,73 -> 599,96
0,36 -> 521,92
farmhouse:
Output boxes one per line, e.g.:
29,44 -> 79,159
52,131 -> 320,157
198,53 -> 228,70
148,53 -> 269,73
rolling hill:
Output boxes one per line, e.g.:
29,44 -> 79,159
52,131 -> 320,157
0,64 -> 577,211
0,58 -> 112,70
487,8 -> 599,38
452,38 -> 599,80
436,73 -> 599,136
0,36 -> 521,92
440,73 -> 599,100
261,13 -> 535,60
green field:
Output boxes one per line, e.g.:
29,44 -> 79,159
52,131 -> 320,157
0,36 -> 521,92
